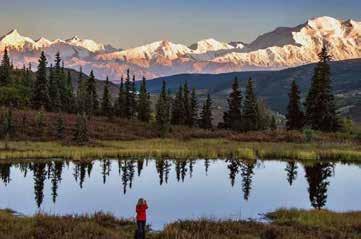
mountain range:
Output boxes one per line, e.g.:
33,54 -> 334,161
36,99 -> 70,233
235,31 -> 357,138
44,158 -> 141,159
0,16 -> 361,82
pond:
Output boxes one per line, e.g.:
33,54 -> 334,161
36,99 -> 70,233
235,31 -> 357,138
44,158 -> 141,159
0,159 -> 360,229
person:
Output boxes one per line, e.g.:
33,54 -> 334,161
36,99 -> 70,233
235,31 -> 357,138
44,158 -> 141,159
135,198 -> 148,239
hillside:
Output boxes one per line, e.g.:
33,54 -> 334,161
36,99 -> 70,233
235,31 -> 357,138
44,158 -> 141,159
145,59 -> 361,122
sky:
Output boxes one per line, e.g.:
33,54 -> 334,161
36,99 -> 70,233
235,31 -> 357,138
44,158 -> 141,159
0,0 -> 360,49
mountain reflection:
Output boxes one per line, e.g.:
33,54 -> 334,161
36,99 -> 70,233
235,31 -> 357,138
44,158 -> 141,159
0,159 -> 340,209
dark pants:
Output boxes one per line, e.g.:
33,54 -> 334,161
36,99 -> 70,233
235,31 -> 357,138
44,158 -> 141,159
136,220 -> 146,239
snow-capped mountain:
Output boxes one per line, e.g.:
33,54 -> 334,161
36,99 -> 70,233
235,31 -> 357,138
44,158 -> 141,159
214,16 -> 361,68
65,36 -> 105,52
189,38 -> 234,53
0,29 -> 35,51
1,16 -> 361,81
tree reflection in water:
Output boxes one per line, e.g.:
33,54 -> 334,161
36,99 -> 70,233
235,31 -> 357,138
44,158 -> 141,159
304,162 -> 334,209
0,159 -> 341,209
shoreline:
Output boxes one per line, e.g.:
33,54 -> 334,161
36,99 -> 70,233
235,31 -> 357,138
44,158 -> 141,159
0,139 -> 360,163
0,208 -> 360,238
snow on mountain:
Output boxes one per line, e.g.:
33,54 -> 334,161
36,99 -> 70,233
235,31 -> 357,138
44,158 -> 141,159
190,38 -> 234,53
97,40 -> 192,68
229,41 -> 246,49
34,37 -> 52,49
0,29 -> 35,50
66,36 -> 105,52
215,16 -> 361,69
0,16 -> 361,81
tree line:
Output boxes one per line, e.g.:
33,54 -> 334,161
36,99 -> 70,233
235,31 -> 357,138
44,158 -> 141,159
0,46 -> 341,143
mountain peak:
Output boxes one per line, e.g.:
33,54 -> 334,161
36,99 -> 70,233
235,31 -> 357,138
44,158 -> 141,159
1,29 -> 22,40
306,16 -> 342,31
0,29 -> 35,50
67,36 -> 81,42
190,38 -> 234,53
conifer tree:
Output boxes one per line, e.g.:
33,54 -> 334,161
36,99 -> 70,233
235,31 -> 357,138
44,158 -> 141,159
305,46 -> 339,132
65,71 -> 75,113
200,94 -> 213,129
189,88 -> 198,127
156,81 -> 171,137
242,78 -> 259,131
21,63 -> 32,89
171,85 -> 185,125
286,80 -> 304,130
0,48 -> 11,86
131,75 -> 137,117
76,67 -> 87,113
137,77 -> 151,122
115,76 -> 126,118
85,70 -> 98,116
73,113 -> 89,144
223,77 -> 242,130
183,81 -> 191,125
48,64 -> 61,112
32,52 -> 49,110
124,70 -> 132,119
2,108 -> 14,150
54,52 -> 67,111
35,110 -> 45,136
101,76 -> 113,118
55,114 -> 65,139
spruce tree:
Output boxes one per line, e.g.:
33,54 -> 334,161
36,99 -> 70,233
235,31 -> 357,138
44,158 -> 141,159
124,70 -> 132,119
0,48 -> 11,86
32,52 -> 49,110
48,64 -> 61,112
156,81 -> 171,137
131,75 -> 137,118
200,94 -> 213,129
85,70 -> 98,116
305,46 -> 339,132
242,78 -> 259,131
171,85 -> 185,125
183,81 -> 191,126
223,77 -> 242,130
2,108 -> 14,150
189,88 -> 198,127
54,52 -> 67,111
76,67 -> 87,113
115,76 -> 126,118
137,77 -> 151,122
55,114 -> 65,139
65,71 -> 75,113
286,80 -> 304,130
101,76 -> 113,118
73,113 -> 89,144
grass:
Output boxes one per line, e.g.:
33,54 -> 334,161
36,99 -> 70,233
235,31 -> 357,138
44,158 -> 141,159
0,139 -> 361,163
0,209 -> 360,239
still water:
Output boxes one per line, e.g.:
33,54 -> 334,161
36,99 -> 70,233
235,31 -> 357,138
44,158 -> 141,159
0,159 -> 360,229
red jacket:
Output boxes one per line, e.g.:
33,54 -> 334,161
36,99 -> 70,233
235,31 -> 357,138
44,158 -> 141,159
136,203 -> 148,221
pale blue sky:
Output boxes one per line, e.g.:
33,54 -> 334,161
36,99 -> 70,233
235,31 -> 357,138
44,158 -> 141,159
0,0 -> 360,48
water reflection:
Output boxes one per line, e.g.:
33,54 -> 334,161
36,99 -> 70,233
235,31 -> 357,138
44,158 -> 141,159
0,159 -> 357,212
305,163 -> 334,209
